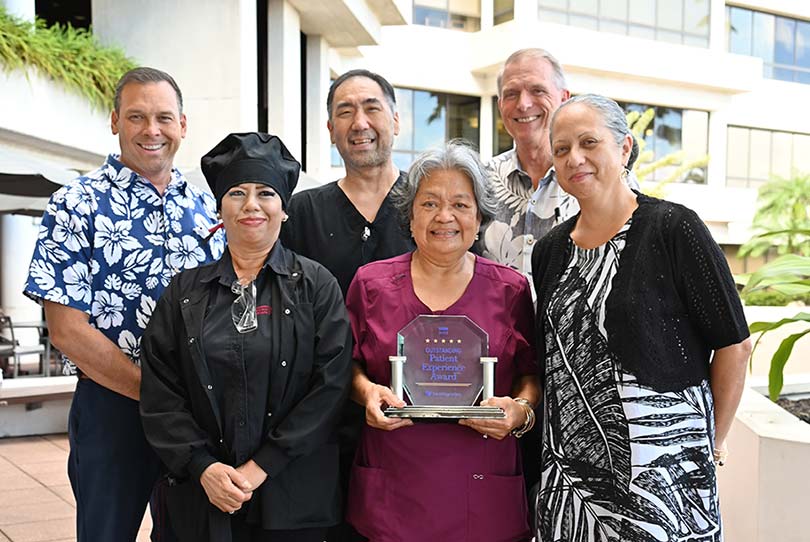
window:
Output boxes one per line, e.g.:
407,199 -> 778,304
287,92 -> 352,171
537,0 -> 709,46
331,88 -> 480,170
726,126 -> 810,188
492,98 -> 708,183
727,6 -> 810,84
494,0 -> 514,25
414,0 -> 481,32
35,0 -> 91,28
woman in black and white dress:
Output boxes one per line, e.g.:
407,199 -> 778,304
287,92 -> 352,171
531,94 -> 752,542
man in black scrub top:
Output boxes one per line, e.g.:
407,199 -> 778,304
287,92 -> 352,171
280,69 -> 413,542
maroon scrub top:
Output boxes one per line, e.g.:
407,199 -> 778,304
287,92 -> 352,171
345,252 -> 536,542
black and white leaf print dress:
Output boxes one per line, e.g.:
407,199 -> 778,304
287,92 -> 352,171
537,221 -> 722,542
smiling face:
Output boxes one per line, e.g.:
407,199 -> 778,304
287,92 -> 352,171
327,76 -> 399,172
220,183 -> 285,253
111,81 -> 186,187
550,103 -> 632,201
410,169 -> 481,263
498,55 -> 569,152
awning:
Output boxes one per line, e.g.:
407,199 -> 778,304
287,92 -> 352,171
0,147 -> 77,215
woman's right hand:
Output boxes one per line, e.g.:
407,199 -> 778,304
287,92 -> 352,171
199,462 -> 253,514
363,383 -> 413,431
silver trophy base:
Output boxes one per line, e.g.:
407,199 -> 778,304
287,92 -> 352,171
384,405 -> 505,420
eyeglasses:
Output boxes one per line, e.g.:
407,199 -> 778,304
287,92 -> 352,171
231,278 -> 257,333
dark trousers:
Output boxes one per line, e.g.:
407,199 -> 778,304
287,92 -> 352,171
68,378 -> 170,541
231,514 -> 328,542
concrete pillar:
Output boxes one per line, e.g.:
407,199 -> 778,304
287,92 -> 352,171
707,109 -> 728,188
479,93 -> 494,162
480,0 -> 494,30
708,0 -> 726,52
305,34 -> 331,181
0,215 -> 43,340
2,0 -> 35,21
267,0 -> 302,162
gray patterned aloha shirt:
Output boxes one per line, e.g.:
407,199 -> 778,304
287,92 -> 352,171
476,149 -> 578,280
23,154 -> 225,375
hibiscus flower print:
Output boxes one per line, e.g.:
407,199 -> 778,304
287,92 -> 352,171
52,210 -> 89,252
65,186 -> 98,216
91,290 -> 125,329
63,262 -> 92,305
167,235 -> 207,270
94,215 -> 142,265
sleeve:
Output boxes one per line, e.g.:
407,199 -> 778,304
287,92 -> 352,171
23,183 -> 95,311
509,275 -> 537,377
345,271 -> 369,366
670,207 -> 750,349
139,279 -> 218,480
252,265 -> 352,477
531,234 -> 554,377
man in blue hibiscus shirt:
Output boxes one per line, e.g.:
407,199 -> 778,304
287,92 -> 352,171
23,67 -> 225,542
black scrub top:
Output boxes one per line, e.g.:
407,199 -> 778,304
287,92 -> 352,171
280,173 -> 415,296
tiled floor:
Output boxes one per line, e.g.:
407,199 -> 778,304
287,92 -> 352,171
0,435 -> 151,542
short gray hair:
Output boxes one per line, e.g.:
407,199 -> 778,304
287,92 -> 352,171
550,94 -> 639,169
114,67 -> 183,114
497,48 -> 567,98
393,139 -> 497,231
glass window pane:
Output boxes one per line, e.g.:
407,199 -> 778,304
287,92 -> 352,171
771,131 -> 793,178
447,94 -> 480,143
654,107 -> 682,157
793,134 -> 810,174
538,8 -> 569,24
570,0 -> 598,14
729,6 -> 753,55
796,21 -> 810,68
414,6 -> 449,28
752,12 -> 775,63
657,0 -> 683,31
656,29 -> 683,45
600,20 -> 627,35
683,34 -> 709,47
392,152 -> 413,171
331,145 -> 343,167
570,13 -> 598,29
683,0 -> 709,36
774,66 -> 794,81
775,17 -> 796,65
796,70 -> 810,84
628,0 -> 654,26
629,24 -> 656,40
538,0 -> 567,9
749,129 -> 772,181
726,127 -> 750,180
600,0 -> 627,20
493,97 -> 513,155
394,88 -> 414,152
413,91 -> 446,151
493,0 -> 514,24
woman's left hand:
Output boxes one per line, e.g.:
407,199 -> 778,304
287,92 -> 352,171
236,459 -> 268,490
459,396 -> 529,440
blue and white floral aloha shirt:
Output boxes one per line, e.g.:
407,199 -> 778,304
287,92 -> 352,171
23,154 -> 225,375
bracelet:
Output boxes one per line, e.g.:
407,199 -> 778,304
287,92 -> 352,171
511,398 -> 535,438
713,447 -> 728,467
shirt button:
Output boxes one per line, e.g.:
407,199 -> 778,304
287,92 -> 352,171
284,308 -> 291,315
267,412 -> 272,417
292,272 -> 299,277
281,360 -> 287,367
219,438 -> 223,444
188,337 -> 196,344
238,420 -> 245,427
527,238 -> 534,245
207,385 -> 213,390
182,298 -> 189,304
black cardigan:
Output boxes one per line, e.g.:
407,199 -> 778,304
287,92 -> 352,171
531,192 -> 749,392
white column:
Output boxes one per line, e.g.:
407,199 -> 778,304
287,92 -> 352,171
2,0 -> 35,21
267,0 -> 302,161
707,109 -> 728,188
479,94 -> 494,162
305,35 -> 331,181
480,0 -> 494,30
708,0 -> 726,52
0,215 -> 43,337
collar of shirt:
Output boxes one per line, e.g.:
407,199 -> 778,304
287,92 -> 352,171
199,242 -> 290,286
105,154 -> 189,196
498,148 -> 556,190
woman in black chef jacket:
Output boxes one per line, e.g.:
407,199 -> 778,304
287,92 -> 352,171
140,132 -> 352,542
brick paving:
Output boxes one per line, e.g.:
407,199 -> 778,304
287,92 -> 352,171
0,435 -> 151,541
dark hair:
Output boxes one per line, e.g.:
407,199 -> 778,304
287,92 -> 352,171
392,139 -> 497,232
113,67 -> 183,114
326,69 -> 396,119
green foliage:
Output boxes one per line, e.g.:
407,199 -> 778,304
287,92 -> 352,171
0,7 -> 136,110
738,172 -> 810,258
743,253 -> 810,399
626,108 -> 710,198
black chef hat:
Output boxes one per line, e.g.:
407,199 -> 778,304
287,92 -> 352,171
201,133 -> 300,209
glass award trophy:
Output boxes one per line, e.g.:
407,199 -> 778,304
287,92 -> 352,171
384,315 -> 505,420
